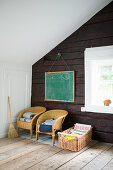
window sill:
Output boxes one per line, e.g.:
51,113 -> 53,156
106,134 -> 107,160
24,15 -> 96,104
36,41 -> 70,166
81,105 -> 113,114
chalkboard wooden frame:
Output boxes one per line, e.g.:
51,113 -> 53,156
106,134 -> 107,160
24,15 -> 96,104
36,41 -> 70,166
45,71 -> 75,102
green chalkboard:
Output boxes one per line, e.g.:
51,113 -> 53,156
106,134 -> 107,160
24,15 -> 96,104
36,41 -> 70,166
45,71 -> 75,102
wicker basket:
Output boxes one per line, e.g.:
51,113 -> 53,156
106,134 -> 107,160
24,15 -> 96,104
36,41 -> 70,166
58,126 -> 92,152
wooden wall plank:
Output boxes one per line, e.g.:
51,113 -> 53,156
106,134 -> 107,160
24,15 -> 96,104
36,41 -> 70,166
32,2 -> 113,143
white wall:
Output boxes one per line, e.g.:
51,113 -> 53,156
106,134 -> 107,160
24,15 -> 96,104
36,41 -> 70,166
0,63 -> 32,138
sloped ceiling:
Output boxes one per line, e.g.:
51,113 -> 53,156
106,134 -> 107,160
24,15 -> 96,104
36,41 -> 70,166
0,0 -> 112,65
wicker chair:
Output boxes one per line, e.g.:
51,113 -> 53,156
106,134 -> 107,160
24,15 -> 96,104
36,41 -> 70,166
36,110 -> 68,145
17,106 -> 46,138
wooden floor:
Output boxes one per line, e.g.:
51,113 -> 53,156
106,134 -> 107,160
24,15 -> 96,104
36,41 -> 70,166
0,137 -> 113,170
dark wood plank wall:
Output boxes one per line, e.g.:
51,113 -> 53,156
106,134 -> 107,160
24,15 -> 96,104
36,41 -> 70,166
32,2 -> 113,143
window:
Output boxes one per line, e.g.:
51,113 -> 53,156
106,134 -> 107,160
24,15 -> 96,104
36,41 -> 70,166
84,45 -> 113,114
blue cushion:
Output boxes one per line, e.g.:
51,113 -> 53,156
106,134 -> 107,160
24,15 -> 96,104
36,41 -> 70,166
39,124 -> 52,132
39,119 -> 55,132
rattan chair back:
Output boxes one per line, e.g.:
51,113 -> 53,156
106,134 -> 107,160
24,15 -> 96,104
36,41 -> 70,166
17,106 -> 46,138
36,109 -> 68,145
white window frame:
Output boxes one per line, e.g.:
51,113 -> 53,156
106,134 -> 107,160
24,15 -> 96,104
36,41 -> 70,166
83,45 -> 113,114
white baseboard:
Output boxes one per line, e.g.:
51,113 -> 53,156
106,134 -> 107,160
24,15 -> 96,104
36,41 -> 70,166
0,132 -> 8,138
0,122 -> 17,138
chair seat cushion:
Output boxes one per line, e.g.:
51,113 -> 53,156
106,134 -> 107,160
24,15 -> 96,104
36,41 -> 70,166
39,119 -> 55,132
39,124 -> 52,132
20,118 -> 32,122
23,112 -> 37,119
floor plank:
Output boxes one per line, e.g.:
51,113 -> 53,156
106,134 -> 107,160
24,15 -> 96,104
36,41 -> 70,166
0,138 -> 23,147
27,140 -> 97,170
0,145 -> 61,170
0,139 -> 30,154
81,146 -> 113,170
0,139 -> 44,165
102,157 -> 113,170
57,142 -> 112,170
0,136 -> 113,170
